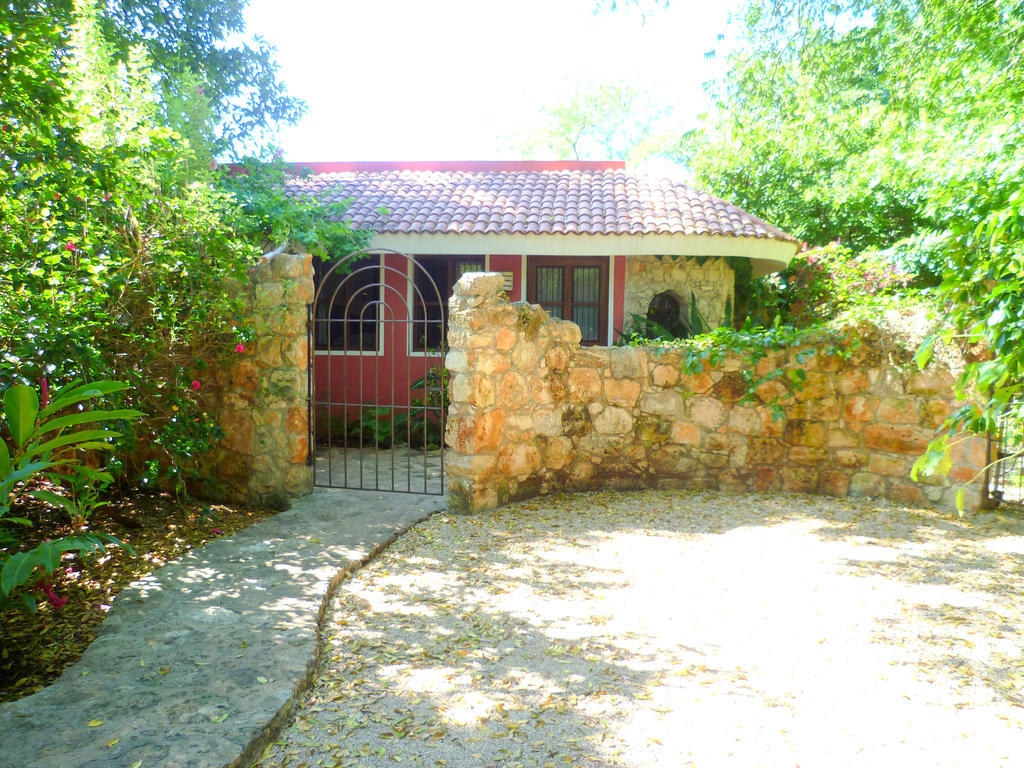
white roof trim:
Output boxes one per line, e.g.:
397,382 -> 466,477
366,231 -> 797,277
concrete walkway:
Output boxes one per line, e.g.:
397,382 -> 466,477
0,489 -> 445,768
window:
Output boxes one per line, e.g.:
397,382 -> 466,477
647,291 -> 691,338
313,254 -> 381,351
527,257 -> 608,345
413,256 -> 483,351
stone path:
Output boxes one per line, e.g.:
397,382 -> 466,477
0,489 -> 445,768
314,447 -> 445,495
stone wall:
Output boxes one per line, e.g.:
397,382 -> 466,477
622,255 -> 734,332
201,252 -> 313,505
445,272 -> 988,514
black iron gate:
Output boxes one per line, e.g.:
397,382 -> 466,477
985,404 -> 1024,509
307,249 -> 447,495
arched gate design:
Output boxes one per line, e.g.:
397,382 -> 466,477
307,249 -> 447,494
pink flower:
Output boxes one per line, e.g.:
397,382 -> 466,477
211,529 -> 223,535
234,343 -> 245,353
64,241 -> 75,251
36,579 -> 68,610
191,380 -> 201,391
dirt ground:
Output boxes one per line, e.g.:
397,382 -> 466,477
254,489 -> 1024,768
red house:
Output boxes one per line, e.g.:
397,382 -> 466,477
284,160 -> 799,445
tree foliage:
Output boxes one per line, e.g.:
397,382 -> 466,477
3,0 -> 303,155
680,0 -> 1024,495
515,81 -> 674,163
0,0 -> 363,493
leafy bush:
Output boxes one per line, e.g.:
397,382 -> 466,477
1,381 -> 141,610
753,242 -> 914,326
396,368 -> 448,449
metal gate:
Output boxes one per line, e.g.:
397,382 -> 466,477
307,249 -> 447,494
985,403 -> 1024,509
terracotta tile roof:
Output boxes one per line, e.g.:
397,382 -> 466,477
283,162 -> 797,244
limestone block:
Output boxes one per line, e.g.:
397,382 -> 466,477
670,421 -> 701,445
497,442 -> 542,478
511,341 -> 543,370
836,369 -> 871,395
609,347 -> 646,379
907,369 -> 955,396
284,407 -> 307,436
862,424 -> 930,454
255,341 -> 283,369
844,397 -> 875,422
605,378 -> 641,407
541,437 -> 574,470
495,327 -> 518,352
834,450 -> 867,469
468,330 -> 497,349
272,252 -> 304,278
255,282 -> 285,309
782,466 -> 818,493
533,408 -> 564,437
712,372 -> 748,403
849,472 -> 886,497
545,345 -> 571,371
530,377 -> 558,404
867,454 -> 909,477
700,452 -> 729,469
499,371 -> 528,408
651,364 -> 679,388
282,465 -> 314,495
877,398 -> 919,424
746,438 -> 783,464
820,470 -> 851,497
469,350 -> 511,375
594,406 -> 633,435
445,452 -> 498,478
892,482 -> 928,507
727,407 -> 762,435
455,272 -> 504,296
920,400 -> 952,429
827,428 -> 860,448
678,371 -> 713,394
567,368 -> 602,402
445,349 -> 469,373
783,420 -> 826,447
704,433 -> 730,451
792,371 -> 834,402
449,409 -> 506,454
649,445 -> 696,474
231,361 -> 259,394
637,390 -> 683,419
789,446 -> 829,465
687,396 -> 725,428
553,319 -> 583,345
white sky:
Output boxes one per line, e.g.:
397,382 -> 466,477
243,0 -> 740,165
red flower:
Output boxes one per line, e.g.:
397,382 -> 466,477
234,343 -> 245,353
36,579 -> 68,610
191,380 -> 201,391
64,241 -> 75,251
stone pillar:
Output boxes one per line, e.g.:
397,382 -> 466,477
207,251 -> 314,506
445,272 -> 580,512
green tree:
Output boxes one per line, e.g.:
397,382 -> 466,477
4,0 -> 302,156
515,81 -> 673,162
679,0 -> 1024,495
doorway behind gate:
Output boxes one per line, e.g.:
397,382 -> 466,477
307,249 -> 477,495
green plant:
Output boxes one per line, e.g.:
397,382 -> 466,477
1,380 -> 141,610
396,367 -> 449,449
347,407 -> 396,448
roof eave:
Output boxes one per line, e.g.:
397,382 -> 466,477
364,231 -> 799,277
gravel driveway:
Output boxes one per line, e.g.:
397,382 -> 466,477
252,490 -> 1024,768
